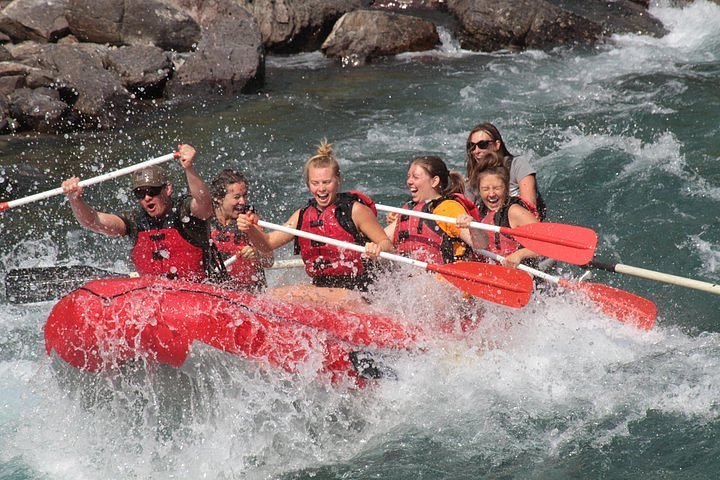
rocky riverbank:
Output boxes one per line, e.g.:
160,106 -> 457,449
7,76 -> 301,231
0,0 -> 697,135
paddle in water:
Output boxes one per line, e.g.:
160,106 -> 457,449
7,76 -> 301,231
375,204 -> 598,266
257,220 -> 534,308
478,249 -> 657,330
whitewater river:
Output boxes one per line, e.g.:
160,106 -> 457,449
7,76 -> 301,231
1,1 -> 719,478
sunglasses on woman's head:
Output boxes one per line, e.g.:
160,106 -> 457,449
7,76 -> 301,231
466,139 -> 494,151
133,185 -> 164,199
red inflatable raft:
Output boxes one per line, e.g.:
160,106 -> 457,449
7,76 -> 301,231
44,277 -> 421,383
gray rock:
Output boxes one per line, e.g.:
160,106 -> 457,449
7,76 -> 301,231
65,0 -> 124,45
545,0 -> 665,37
37,44 -> 131,128
0,0 -> 70,43
0,45 -> 11,61
369,0 -> 447,10
447,0 -> 603,52
0,74 -> 23,95
106,45 -> 172,95
322,10 -> 439,64
66,0 -> 201,50
0,93 -> 9,130
122,0 -> 200,51
7,87 -> 69,132
239,0 -> 362,53
166,0 -> 263,97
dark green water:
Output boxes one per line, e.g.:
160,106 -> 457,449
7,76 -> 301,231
1,2 -> 719,478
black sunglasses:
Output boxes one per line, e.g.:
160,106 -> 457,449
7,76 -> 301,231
133,185 -> 165,199
466,139 -> 494,151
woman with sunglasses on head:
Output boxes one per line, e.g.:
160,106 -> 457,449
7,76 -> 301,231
385,155 -> 487,264
266,139 -> 393,294
61,143 -> 215,282
465,122 -> 546,220
209,168 -> 274,292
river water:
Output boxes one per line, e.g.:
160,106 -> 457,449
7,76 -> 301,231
1,1 -> 719,478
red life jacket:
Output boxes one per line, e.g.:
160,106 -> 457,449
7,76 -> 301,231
210,217 -> 266,290
130,199 -> 207,281
393,194 -> 476,264
478,197 -> 531,257
294,191 -> 372,282
517,195 -> 541,220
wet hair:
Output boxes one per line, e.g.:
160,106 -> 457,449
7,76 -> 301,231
465,122 -> 514,182
410,155 -> 465,195
466,150 -> 505,192
303,138 -> 341,185
211,169 -> 248,204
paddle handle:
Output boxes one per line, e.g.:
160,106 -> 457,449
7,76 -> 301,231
589,260 -> 720,295
477,249 -> 560,285
0,152 -> 178,211
257,220 -> 430,271
224,255 -> 304,269
377,203 -> 501,234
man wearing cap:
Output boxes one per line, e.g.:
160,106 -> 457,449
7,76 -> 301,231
61,144 -> 215,281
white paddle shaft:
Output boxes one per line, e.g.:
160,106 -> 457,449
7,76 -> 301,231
376,203 -> 500,234
0,152 -> 176,210
257,219 -> 429,270
224,255 -> 303,269
478,249 -> 558,285
614,263 -> 720,295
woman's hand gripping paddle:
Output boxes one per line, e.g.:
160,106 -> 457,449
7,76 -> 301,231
376,204 -> 598,265
258,220 -> 534,308
479,249 -> 657,329
0,152 -> 178,211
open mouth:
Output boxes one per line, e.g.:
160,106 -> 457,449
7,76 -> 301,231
485,195 -> 501,208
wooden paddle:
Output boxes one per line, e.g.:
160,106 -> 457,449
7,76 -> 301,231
376,203 -> 598,266
586,259 -> 720,296
257,220 -> 534,308
478,249 -> 657,330
5,258 -> 305,304
0,152 -> 178,211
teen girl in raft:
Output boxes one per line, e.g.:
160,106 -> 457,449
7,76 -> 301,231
265,139 -> 393,307
385,155 -> 488,263
210,169 -> 274,292
459,163 -> 540,268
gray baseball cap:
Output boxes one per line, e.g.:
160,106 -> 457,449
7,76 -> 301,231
131,166 -> 167,188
